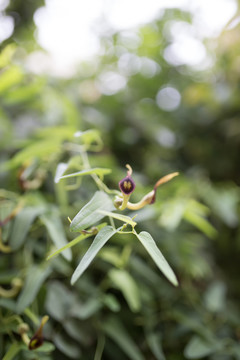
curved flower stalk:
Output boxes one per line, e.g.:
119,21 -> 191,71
115,165 -> 179,211
127,172 -> 179,210
0,278 -> 22,298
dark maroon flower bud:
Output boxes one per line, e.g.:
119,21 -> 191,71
28,333 -> 44,350
116,164 -> 136,210
119,176 -> 136,195
28,315 -> 49,350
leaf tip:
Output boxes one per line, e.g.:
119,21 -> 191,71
172,277 -> 179,287
70,275 -> 76,286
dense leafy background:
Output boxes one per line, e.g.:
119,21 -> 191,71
1,1 -> 240,359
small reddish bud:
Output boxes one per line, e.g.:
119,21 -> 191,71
28,334 -> 44,350
28,315 -> 49,350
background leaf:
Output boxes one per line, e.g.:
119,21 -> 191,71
184,336 -> 221,359
16,265 -> 51,313
53,332 -> 81,359
9,206 -> 45,250
108,269 -> 141,312
45,282 -> 76,321
146,332 -> 166,360
203,281 -> 226,313
41,211 -> 72,261
2,343 -> 22,360
0,66 -> 23,94
102,317 -> 145,360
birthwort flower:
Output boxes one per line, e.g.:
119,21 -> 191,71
115,164 -> 179,211
117,164 -> 136,210
119,165 -> 136,195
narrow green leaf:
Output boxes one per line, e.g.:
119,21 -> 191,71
94,333 -> 105,360
184,336 -> 220,359
135,231 -> 178,286
46,282 -> 75,321
57,167 -> 111,183
70,191 -> 114,232
97,209 -> 137,227
2,343 -> 22,360
232,344 -> 240,360
99,247 -> 122,267
204,281 -> 226,313
53,332 -> 82,358
63,318 -> 90,342
146,332 -> 166,360
5,140 -> 61,169
71,226 -> 117,284
108,269 -> 141,312
102,294 -> 121,312
41,212 -> 72,261
16,265 -> 51,313
70,298 -> 102,320
4,79 -> 45,104
102,317 -> 144,360
184,210 -> 217,239
9,206 -> 45,250
160,199 -> 186,231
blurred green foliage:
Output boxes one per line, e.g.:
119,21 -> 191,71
1,1 -> 240,359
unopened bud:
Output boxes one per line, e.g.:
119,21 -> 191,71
28,315 -> 49,350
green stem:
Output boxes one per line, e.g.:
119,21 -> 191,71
94,333 -> 105,360
108,216 -> 116,230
